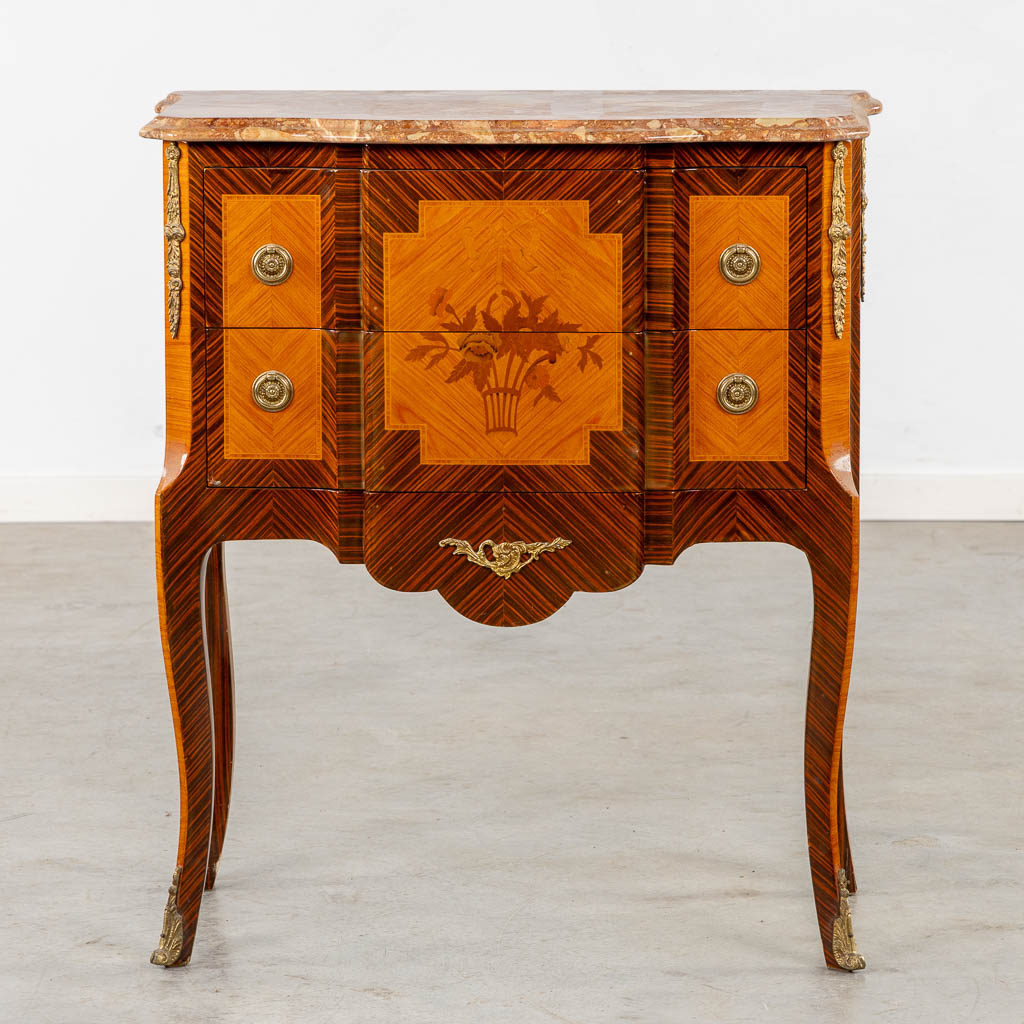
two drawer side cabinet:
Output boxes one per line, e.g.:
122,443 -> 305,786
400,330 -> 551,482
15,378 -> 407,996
140,90 -> 881,972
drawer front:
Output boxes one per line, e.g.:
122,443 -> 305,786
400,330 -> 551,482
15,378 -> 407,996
204,168 -> 334,329
363,490 -> 644,626
362,168 -> 643,332
206,328 -> 346,489
361,167 -> 644,493
364,331 -> 643,492
674,167 -> 807,330
678,329 -> 806,489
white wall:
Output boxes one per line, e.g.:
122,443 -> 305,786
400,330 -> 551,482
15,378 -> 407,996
1,0 -> 1021,521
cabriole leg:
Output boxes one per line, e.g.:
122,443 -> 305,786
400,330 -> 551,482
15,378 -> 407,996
204,543 -> 235,890
150,518 -> 216,967
837,751 -> 856,893
804,532 -> 865,971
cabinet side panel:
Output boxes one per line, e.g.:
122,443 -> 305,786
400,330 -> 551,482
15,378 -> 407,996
819,140 -> 855,479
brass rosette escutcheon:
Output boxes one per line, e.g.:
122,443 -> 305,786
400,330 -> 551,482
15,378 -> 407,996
716,373 -> 758,415
719,243 -> 761,285
251,243 -> 293,285
251,370 -> 294,412
439,537 -> 571,580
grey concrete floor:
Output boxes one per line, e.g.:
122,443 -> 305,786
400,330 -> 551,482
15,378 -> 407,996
1,523 -> 1022,1023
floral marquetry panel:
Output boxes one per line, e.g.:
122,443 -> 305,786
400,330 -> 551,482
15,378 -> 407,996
365,331 -> 643,492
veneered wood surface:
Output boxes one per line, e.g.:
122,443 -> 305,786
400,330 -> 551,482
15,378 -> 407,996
141,90 -> 881,143
222,329 -> 324,459
363,167 -> 643,332
203,166 -> 342,328
150,133 -> 865,973
206,328 -> 340,489
689,195 -> 790,328
383,200 -> 623,333
363,490 -> 644,626
664,329 -> 806,490
820,140 -> 855,477
222,194 -> 321,327
363,145 -> 643,171
365,332 -> 644,492
362,169 -> 502,328
689,330 -> 790,463
384,332 -> 623,465
202,543 -> 233,891
675,165 -> 807,329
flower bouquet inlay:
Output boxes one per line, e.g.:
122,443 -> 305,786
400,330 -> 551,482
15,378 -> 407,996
404,288 -> 605,436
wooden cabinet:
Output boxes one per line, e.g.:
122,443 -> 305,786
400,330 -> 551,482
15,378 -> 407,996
142,90 -> 879,976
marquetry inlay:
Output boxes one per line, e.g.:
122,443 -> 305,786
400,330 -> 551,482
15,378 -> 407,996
382,200 -> 625,465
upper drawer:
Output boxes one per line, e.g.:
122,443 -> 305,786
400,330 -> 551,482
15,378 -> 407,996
362,168 -> 644,332
674,167 -> 807,330
204,168 -> 334,329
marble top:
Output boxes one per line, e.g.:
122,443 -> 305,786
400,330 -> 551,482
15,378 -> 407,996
140,90 -> 881,145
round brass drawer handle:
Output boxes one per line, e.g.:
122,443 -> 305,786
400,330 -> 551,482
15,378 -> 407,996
251,370 -> 294,412
717,373 -> 759,415
251,243 -> 293,286
719,243 -> 761,285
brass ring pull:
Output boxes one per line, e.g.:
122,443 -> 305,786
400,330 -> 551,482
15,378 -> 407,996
717,373 -> 758,415
719,243 -> 761,285
251,370 -> 294,412
251,243 -> 293,286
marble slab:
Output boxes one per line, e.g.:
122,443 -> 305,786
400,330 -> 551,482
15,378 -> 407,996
140,90 -> 881,144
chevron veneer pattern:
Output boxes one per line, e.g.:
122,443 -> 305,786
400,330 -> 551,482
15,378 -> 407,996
203,167 -> 341,328
363,168 -> 643,332
689,329 -> 790,463
363,490 -> 643,626
674,165 -> 807,330
689,194 -> 789,328
365,332 -> 643,492
222,328 -> 323,459
221,193 -> 321,327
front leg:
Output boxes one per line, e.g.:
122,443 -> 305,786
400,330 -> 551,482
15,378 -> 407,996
837,750 -> 856,893
151,514 -> 216,967
204,543 -> 235,890
804,524 -> 865,971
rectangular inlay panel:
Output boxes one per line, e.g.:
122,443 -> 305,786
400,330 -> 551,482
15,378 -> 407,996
206,328 -> 338,489
204,168 -> 334,328
689,195 -> 789,328
673,329 -> 806,490
674,166 -> 807,330
223,194 -> 321,326
690,330 -> 789,461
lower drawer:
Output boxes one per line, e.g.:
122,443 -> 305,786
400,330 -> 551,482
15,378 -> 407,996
678,329 -> 806,489
363,491 -> 644,626
206,328 -> 361,489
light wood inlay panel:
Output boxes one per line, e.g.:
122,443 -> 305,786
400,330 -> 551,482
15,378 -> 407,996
690,195 -> 789,328
223,328 -> 323,460
384,331 -> 623,466
383,200 -> 622,332
690,330 -> 789,462
222,195 -> 321,327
